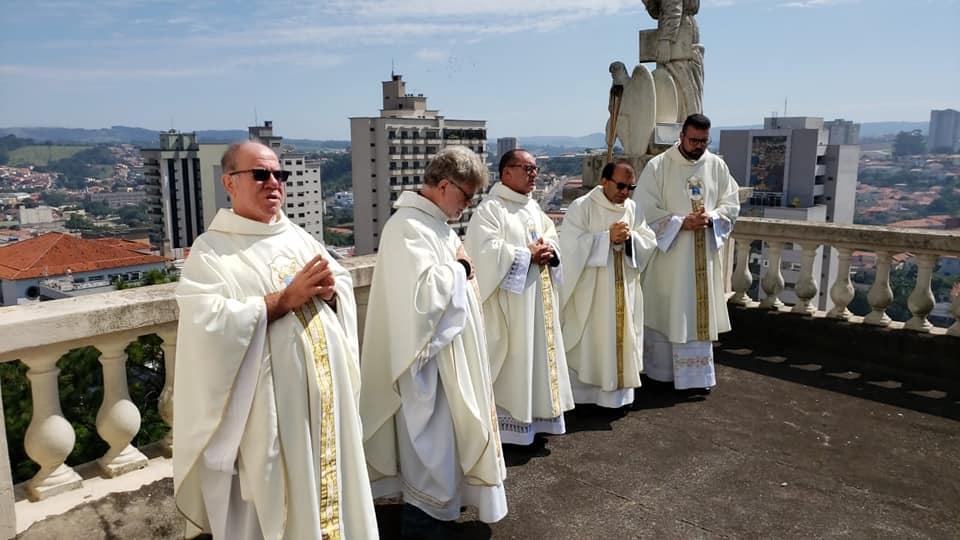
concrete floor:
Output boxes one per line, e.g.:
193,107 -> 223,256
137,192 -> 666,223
18,337 -> 960,539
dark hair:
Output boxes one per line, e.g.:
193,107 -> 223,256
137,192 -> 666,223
498,148 -> 530,177
682,113 -> 711,133
601,159 -> 635,181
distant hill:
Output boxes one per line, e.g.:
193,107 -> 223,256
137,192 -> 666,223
1,120 -> 930,151
0,126 -> 350,151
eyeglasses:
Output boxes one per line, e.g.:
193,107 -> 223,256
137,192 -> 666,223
606,180 -> 637,191
448,180 -> 476,202
684,136 -> 710,146
508,164 -> 540,174
229,168 -> 292,182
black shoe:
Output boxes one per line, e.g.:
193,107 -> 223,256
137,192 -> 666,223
401,503 -> 453,540
678,387 -> 712,398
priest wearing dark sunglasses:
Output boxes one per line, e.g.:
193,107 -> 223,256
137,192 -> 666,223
173,141 -> 379,539
557,159 -> 658,409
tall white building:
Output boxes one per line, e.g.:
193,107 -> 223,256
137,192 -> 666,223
497,137 -> 519,161
248,121 -> 324,241
350,73 -> 487,255
720,116 -> 860,309
141,131 -> 227,257
928,109 -> 960,153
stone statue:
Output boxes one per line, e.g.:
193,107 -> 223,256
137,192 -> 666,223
605,62 -> 656,157
644,0 -> 704,122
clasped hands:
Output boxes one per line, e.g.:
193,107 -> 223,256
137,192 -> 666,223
681,208 -> 712,231
528,238 -> 557,266
268,254 -> 336,321
609,221 -> 630,244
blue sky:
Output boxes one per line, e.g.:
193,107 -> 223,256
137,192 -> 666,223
1,0 -> 957,140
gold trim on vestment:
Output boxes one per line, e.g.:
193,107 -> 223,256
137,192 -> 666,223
613,249 -> 626,389
537,264 -> 563,417
690,198 -> 710,341
294,301 -> 341,540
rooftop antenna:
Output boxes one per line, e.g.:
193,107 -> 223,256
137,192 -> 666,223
783,97 -> 788,118
391,58 -> 396,77
254,107 -> 259,127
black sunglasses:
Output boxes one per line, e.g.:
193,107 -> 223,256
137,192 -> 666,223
607,180 -> 637,191
229,168 -> 292,182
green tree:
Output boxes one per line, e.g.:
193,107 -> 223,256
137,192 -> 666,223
324,228 -> 354,247
40,190 -> 70,207
65,214 -> 94,230
118,203 -> 149,227
892,130 -> 926,157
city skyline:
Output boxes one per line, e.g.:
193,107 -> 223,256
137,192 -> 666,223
1,0 -> 957,140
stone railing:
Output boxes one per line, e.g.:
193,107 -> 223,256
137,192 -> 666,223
729,217 -> 960,336
1,220 -> 957,533
0,254 -> 377,534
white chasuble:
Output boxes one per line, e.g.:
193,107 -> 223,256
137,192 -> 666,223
360,191 -> 507,523
558,187 -> 657,408
174,210 -> 378,540
464,182 -> 575,445
634,145 -> 740,388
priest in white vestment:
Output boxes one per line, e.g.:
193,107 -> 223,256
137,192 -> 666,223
464,149 -> 575,446
634,114 -> 740,394
558,160 -> 658,408
174,141 -> 378,540
360,146 -> 507,537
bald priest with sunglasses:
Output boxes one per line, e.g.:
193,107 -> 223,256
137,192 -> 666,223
173,141 -> 378,539
634,113 -> 741,396
558,159 -> 658,408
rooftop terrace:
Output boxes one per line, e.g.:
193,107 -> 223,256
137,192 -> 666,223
0,217 -> 958,538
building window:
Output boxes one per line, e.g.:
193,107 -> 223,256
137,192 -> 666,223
389,131 -> 396,138
296,160 -> 303,165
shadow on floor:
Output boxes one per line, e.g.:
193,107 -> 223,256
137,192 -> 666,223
375,503 -> 492,540
715,338 -> 960,421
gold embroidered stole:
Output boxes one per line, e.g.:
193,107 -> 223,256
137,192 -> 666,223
690,198 -> 710,341
537,263 -> 563,417
293,301 -> 341,540
613,249 -> 626,389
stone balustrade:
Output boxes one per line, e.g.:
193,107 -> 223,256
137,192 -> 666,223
0,254 -> 376,533
0,219 -> 958,532
729,217 -> 960,336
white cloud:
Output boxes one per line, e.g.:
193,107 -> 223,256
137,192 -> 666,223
415,48 -> 449,63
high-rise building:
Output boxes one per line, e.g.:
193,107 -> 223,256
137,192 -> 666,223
350,73 -> 487,255
141,131 -> 227,257
720,116 -> 860,309
248,121 -> 324,241
824,118 -> 860,145
928,109 -> 960,153
497,137 -> 519,161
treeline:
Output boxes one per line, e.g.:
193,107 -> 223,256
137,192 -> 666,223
0,134 -> 36,165
40,146 -> 117,189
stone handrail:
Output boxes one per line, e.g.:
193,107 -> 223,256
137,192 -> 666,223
729,217 -> 960,335
0,254 -> 377,521
1,217 -> 957,531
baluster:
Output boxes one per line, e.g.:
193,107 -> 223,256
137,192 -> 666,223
791,242 -> 819,314
759,241 -> 785,310
157,327 -> 176,457
21,347 -> 82,501
864,250 -> 893,327
95,337 -> 148,477
827,247 -> 855,319
948,287 -> 960,337
729,237 -> 753,305
904,254 -> 938,332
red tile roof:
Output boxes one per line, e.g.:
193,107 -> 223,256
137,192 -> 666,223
0,233 -> 168,280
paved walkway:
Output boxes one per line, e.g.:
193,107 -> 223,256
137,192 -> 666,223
20,337 -> 960,539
